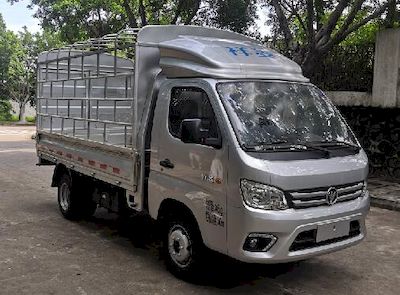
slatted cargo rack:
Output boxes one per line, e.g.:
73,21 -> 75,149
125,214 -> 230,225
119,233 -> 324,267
37,28 -> 140,148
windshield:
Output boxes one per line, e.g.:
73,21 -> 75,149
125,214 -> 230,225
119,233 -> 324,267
217,81 -> 357,150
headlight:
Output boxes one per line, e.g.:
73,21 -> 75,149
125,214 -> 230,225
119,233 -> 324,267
240,179 -> 289,210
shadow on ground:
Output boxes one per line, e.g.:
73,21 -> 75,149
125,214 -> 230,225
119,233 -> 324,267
72,209 -> 304,289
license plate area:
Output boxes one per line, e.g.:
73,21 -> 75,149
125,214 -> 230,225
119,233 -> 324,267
316,220 -> 350,243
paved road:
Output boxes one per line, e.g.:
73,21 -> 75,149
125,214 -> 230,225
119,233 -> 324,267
0,127 -> 399,295
0,125 -> 36,141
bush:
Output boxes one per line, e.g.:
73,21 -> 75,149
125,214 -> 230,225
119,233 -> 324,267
25,116 -> 36,123
0,100 -> 13,121
310,42 -> 375,92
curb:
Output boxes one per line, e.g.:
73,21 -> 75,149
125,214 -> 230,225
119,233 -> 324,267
370,196 -> 400,211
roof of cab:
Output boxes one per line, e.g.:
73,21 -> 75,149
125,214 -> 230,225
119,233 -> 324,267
137,25 -> 308,82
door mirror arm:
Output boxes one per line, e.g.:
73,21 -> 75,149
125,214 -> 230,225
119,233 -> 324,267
204,137 -> 222,149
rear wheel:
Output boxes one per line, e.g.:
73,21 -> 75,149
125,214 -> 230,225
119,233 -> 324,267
57,173 -> 97,220
164,217 -> 204,280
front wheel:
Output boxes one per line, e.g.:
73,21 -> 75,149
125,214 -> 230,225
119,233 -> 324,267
164,218 -> 204,280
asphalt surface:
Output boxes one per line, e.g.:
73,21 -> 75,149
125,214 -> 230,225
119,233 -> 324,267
0,126 -> 399,294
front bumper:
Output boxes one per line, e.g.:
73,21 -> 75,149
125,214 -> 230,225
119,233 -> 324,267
227,192 -> 370,263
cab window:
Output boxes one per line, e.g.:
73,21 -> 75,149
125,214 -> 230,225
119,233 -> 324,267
168,87 -> 220,146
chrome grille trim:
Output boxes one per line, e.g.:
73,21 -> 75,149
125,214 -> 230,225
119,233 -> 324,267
337,183 -> 363,194
338,191 -> 362,202
291,190 -> 326,199
292,199 -> 327,207
288,182 -> 364,208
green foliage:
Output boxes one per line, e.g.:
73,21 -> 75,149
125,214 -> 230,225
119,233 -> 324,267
200,0 -> 258,34
0,99 -> 13,121
30,0 -> 128,42
9,0 -> 201,42
11,115 -> 19,122
266,0 -> 395,77
5,0 -> 397,92
0,12 -> 62,121
341,21 -> 380,46
310,20 -> 380,92
8,0 -> 257,43
310,42 -> 375,92
0,15 -> 18,101
25,116 -> 36,123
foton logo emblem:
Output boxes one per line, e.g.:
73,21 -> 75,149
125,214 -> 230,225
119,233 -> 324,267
326,187 -> 339,205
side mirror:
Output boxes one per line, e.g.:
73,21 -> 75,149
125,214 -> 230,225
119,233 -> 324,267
181,119 -> 202,144
181,119 -> 222,149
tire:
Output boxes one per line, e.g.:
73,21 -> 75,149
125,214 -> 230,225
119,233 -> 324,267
57,173 -> 97,220
164,217 -> 204,280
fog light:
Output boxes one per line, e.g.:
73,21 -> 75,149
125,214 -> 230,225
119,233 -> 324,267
248,238 -> 258,249
243,233 -> 277,252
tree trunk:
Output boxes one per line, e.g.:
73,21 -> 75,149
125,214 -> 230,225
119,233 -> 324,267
139,0 -> 147,26
18,101 -> 26,123
122,0 -> 138,28
184,0 -> 201,25
301,51 -> 322,78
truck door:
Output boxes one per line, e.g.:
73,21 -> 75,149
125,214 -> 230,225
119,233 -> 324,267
149,82 -> 228,253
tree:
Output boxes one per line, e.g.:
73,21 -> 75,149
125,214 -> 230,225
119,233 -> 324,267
9,0 -> 396,79
8,0 -> 204,42
310,21 -> 379,92
0,11 -> 62,122
0,14 -> 17,120
7,29 -> 40,121
7,28 -> 62,121
385,0 -> 400,28
194,0 -> 258,35
8,0 -> 258,42
264,0 -> 397,77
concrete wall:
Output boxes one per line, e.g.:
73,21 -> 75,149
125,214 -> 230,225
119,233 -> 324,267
326,91 -> 372,107
326,29 -> 400,109
372,29 -> 400,108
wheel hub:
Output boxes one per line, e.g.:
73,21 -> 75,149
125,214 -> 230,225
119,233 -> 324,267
168,226 -> 191,267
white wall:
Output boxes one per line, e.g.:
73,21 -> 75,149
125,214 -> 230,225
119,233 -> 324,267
10,101 -> 36,118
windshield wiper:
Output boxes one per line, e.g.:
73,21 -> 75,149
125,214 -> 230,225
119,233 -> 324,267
243,141 -> 303,152
300,142 -> 330,158
316,140 -> 360,151
243,141 -> 330,157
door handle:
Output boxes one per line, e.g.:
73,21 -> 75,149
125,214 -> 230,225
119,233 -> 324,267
159,158 -> 174,169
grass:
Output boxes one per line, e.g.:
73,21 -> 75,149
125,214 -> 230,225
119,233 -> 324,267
25,116 -> 36,123
0,115 -> 19,124
0,115 -> 36,125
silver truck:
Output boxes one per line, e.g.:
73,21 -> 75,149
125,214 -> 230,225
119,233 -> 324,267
36,25 -> 369,278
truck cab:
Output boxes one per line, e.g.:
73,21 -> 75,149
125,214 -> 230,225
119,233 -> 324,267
36,25 -> 369,279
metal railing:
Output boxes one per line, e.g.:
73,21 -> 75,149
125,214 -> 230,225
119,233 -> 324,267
37,29 -> 139,148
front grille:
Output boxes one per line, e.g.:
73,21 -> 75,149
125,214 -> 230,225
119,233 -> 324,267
289,220 -> 361,252
288,182 -> 364,209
